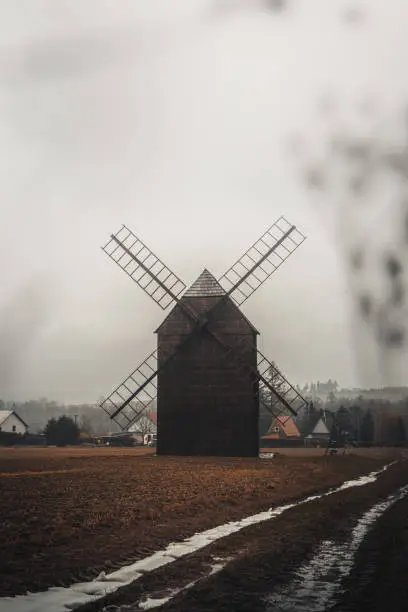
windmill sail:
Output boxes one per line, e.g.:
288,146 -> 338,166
222,338 -> 307,417
102,225 -> 186,310
257,351 -> 308,417
218,216 -> 306,306
100,217 -> 307,427
100,349 -> 158,429
259,392 -> 282,420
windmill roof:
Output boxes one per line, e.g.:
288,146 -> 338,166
183,269 -> 226,298
155,268 -> 259,334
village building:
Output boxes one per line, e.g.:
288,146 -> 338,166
261,415 -> 302,447
0,410 -> 29,435
302,410 -> 334,447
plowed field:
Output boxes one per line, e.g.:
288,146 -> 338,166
0,446 -> 402,597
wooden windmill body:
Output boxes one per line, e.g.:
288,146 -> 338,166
156,269 -> 259,456
100,216 -> 308,457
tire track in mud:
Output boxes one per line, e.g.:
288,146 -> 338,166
331,491 -> 408,612
265,483 -> 408,611
74,460 -> 408,612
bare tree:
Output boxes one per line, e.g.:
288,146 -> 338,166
130,410 -> 156,443
262,361 -> 287,415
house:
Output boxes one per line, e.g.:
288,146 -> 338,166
0,410 -> 29,435
312,416 -> 330,436
300,410 -> 334,447
261,415 -> 302,447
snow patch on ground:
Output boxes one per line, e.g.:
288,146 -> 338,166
0,462 -> 396,612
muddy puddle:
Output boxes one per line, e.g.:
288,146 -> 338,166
265,483 -> 408,611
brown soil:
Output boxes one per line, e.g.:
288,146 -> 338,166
160,461 -> 408,612
77,459 -> 408,612
0,447 -> 400,596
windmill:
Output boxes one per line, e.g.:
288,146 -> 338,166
100,216 -> 308,457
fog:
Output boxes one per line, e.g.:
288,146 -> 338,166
0,0 -> 407,402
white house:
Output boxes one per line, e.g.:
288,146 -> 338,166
0,410 -> 29,435
303,413 -> 332,448
312,417 -> 330,438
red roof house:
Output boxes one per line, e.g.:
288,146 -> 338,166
261,415 -> 301,447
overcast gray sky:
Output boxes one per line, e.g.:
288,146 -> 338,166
1,0 -> 407,403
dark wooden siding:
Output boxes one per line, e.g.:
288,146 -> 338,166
156,296 -> 259,457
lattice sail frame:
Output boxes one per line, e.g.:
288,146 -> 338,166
257,351 -> 308,417
102,225 -> 186,310
221,337 -> 308,418
218,216 -> 306,306
100,350 -> 158,430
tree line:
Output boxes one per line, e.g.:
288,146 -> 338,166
259,368 -> 408,446
297,398 -> 407,446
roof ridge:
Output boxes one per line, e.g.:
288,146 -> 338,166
183,268 -> 226,298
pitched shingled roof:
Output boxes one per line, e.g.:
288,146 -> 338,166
262,415 -> 301,439
183,269 -> 226,298
155,268 -> 259,333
